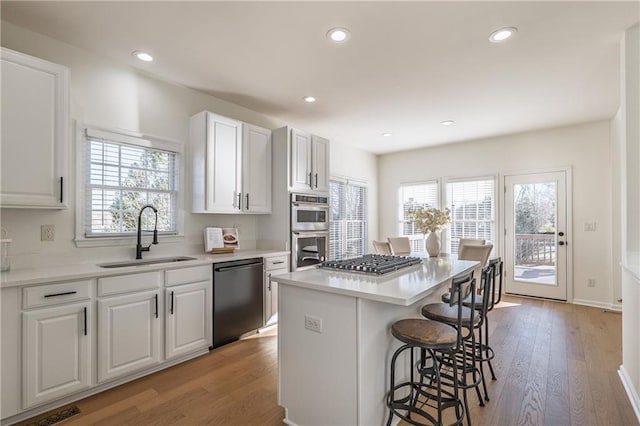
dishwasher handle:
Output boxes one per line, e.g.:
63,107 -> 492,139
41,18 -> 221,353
215,264 -> 261,273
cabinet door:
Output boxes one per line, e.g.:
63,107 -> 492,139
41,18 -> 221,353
290,128 -> 312,191
22,302 -> 91,408
242,123 -> 272,213
311,135 -> 330,193
165,281 -> 212,360
1,48 -> 69,208
205,113 -> 243,213
98,290 -> 162,382
265,268 -> 288,326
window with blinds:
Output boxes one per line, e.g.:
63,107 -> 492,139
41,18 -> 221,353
329,179 -> 368,260
446,177 -> 495,254
84,132 -> 178,237
398,181 -> 439,236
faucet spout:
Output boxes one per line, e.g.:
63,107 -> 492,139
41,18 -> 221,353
136,205 -> 159,259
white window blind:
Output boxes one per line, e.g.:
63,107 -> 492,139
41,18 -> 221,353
446,177 -> 495,254
329,179 -> 368,260
84,133 -> 178,237
398,182 -> 439,235
397,181 -> 439,253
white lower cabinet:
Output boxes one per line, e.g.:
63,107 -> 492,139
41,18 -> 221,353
97,290 -> 162,383
22,302 -> 91,408
165,281 -> 211,360
264,255 -> 289,325
2,263 -> 215,423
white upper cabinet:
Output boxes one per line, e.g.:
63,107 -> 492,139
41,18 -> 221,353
289,128 -> 329,193
191,111 -> 271,214
0,48 -> 69,209
311,135 -> 329,193
290,129 -> 312,191
242,123 -> 272,213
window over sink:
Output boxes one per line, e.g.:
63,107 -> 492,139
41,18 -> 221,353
75,127 -> 183,247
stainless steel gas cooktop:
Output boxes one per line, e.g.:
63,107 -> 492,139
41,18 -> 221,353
318,254 -> 422,275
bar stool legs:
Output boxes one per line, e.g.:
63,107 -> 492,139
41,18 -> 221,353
386,342 -> 464,426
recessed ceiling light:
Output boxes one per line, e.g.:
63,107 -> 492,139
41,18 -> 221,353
382,133 -> 393,137
132,50 -> 153,62
440,120 -> 455,126
303,96 -> 317,103
489,27 -> 517,43
327,27 -> 350,43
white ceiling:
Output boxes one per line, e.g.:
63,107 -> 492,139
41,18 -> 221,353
2,1 -> 638,154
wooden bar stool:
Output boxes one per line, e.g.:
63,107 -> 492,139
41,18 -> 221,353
422,273 -> 483,424
440,266 -> 495,402
386,273 -> 475,426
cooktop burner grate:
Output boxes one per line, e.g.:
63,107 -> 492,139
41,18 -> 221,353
318,254 -> 422,275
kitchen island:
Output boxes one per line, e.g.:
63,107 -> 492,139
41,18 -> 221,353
273,256 -> 478,426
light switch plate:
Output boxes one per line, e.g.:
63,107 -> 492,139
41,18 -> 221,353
41,225 -> 55,241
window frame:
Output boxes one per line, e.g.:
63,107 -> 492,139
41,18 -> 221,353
443,174 -> 498,255
75,125 -> 185,247
329,176 -> 368,260
397,179 -> 440,252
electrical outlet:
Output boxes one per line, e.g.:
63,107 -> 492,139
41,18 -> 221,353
584,222 -> 597,232
587,278 -> 596,288
304,315 -> 323,333
41,225 -> 55,241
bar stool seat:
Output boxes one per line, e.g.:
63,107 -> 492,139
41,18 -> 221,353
392,318 -> 457,349
421,304 -> 480,326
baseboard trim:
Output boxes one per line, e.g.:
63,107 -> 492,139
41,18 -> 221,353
618,365 -> 640,423
572,298 -> 622,312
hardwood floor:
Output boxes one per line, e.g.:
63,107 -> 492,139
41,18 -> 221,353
19,296 -> 638,426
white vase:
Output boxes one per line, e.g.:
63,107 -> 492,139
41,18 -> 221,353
425,231 -> 441,257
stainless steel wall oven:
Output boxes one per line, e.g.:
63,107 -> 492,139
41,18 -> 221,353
291,193 -> 329,270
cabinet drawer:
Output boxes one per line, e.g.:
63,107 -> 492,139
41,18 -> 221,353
98,271 -> 161,297
166,265 -> 211,287
265,255 -> 288,271
22,280 -> 92,309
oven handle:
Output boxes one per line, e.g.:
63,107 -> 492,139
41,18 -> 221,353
291,203 -> 329,209
292,231 -> 329,237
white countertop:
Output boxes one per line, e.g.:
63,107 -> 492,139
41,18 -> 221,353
273,256 -> 479,306
0,249 -> 289,288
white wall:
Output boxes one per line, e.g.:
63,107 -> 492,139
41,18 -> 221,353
0,21 -> 377,267
620,23 -> 640,421
378,120 -> 614,306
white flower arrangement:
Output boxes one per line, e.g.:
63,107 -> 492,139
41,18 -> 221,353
407,207 -> 451,234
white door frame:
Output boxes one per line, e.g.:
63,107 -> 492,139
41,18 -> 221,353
500,167 -> 573,302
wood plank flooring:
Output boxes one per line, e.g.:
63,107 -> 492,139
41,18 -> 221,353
18,296 -> 638,426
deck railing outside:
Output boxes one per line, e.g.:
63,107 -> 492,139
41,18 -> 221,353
515,233 -> 555,265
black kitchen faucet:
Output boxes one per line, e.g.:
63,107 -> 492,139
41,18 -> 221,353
136,205 -> 159,259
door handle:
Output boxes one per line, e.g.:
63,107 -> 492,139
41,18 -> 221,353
558,231 -> 565,236
246,193 -> 250,210
308,172 -> 312,187
559,241 -> 566,246
170,291 -> 174,315
60,177 -> 64,203
237,192 -> 242,210
315,173 -> 318,188
83,306 -> 88,336
44,291 -> 77,298
154,294 -> 159,318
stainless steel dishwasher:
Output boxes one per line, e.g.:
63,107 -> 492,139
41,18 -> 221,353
212,257 -> 264,348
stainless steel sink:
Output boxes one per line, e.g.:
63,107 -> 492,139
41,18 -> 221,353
97,256 -> 198,268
